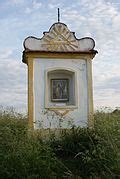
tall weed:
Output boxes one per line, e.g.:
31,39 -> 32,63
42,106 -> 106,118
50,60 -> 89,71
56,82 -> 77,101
0,108 -> 71,178
0,108 -> 120,178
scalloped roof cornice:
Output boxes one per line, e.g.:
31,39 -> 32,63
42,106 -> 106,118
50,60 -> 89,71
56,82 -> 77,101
23,22 -> 97,53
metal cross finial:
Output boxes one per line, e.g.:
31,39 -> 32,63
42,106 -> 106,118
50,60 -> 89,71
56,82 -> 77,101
58,8 -> 60,22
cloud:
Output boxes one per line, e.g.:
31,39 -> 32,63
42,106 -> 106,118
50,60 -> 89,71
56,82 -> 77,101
10,0 -> 25,5
25,7 -> 32,14
25,1 -> 43,14
32,1 -> 42,9
0,48 -> 27,109
60,0 -> 120,108
94,88 -> 120,108
0,48 -> 13,59
48,3 -> 61,9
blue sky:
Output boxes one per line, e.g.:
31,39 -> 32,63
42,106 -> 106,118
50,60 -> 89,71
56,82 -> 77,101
0,0 -> 120,111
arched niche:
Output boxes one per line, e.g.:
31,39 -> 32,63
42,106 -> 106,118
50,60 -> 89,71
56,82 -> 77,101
45,68 -> 78,109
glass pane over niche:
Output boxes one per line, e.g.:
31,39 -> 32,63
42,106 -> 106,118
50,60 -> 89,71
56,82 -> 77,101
51,79 -> 69,102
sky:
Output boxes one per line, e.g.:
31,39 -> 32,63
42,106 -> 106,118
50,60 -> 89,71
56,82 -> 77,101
0,0 -> 120,112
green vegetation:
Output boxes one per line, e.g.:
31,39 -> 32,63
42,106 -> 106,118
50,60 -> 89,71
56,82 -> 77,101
0,108 -> 120,178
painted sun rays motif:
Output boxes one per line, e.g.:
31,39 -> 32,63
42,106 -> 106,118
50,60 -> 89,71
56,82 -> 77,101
24,22 -> 95,52
42,23 -> 79,51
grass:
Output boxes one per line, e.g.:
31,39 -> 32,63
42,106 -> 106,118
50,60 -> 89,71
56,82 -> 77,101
0,107 -> 120,178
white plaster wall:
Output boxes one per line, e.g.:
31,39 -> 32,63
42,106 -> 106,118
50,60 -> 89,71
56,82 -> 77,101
33,58 -> 88,129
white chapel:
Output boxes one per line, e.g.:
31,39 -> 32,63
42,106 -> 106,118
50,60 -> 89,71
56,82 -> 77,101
22,14 -> 97,129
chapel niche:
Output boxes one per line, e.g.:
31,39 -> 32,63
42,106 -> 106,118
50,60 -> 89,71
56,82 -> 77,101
45,68 -> 77,109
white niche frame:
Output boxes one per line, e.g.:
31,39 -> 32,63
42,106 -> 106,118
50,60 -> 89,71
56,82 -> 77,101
45,67 -> 78,109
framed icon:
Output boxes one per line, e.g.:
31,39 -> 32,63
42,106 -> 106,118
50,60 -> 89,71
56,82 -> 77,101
51,79 -> 69,102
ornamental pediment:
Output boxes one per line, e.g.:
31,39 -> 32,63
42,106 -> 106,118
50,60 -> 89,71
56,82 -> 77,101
24,22 -> 95,52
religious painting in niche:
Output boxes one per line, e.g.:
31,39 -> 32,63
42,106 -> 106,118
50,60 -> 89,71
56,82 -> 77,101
51,79 -> 69,102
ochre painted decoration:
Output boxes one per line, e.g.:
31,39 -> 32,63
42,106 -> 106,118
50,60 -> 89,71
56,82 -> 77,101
24,22 -> 95,52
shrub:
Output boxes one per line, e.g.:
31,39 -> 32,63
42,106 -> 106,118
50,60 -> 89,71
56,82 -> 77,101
94,110 -> 120,178
0,109 -> 71,178
0,108 -> 120,178
49,110 -> 120,178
